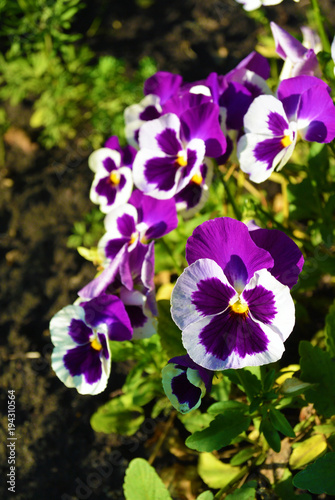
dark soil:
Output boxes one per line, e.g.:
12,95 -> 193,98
1,1 -> 334,499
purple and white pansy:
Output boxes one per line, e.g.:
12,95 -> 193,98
89,137 -> 136,213
80,241 -> 158,340
270,22 -> 319,80
132,96 -> 226,199
162,354 -> 212,413
124,71 -> 183,146
237,76 -> 335,183
171,218 -> 304,371
98,190 -> 178,262
50,294 -> 132,395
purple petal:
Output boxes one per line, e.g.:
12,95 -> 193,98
271,22 -> 307,61
144,71 -> 183,103
144,155 -> 179,192
79,246 -> 128,299
156,127 -> 183,155
191,277 -> 236,316
234,51 -> 270,80
186,218 -> 274,290
297,85 -> 335,143
277,76 -> 331,120
219,82 -> 253,130
64,343 -> 103,383
171,371 -> 202,408
253,137 -> 287,170
198,311 -> 269,360
169,354 -> 212,392
248,226 -> 304,288
81,294 -> 133,341
180,102 -> 226,158
68,318 -> 92,344
242,285 -> 276,324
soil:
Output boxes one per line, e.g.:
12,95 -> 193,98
1,1 -> 334,499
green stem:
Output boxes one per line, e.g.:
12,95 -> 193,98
221,173 -> 242,221
309,0 -> 330,52
159,237 -> 184,275
236,369 -> 254,403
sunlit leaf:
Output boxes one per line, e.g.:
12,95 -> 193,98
90,395 -> 144,435
124,458 -> 172,500
198,453 -> 246,489
289,434 -> 327,469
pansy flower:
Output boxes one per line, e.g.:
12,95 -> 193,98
124,71 -> 183,146
162,355 -> 212,413
98,190 -> 178,261
171,218 -> 303,371
80,242 -> 157,340
270,22 -> 319,80
133,94 -> 226,199
89,137 -> 136,213
237,76 -> 335,183
50,294 -> 132,395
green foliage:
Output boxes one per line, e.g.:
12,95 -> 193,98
0,0 -> 156,148
156,300 -> 185,358
325,300 -> 335,357
186,410 -> 251,452
293,452 -> 335,495
67,208 -> 105,249
123,458 -> 172,500
299,341 -> 335,418
225,481 -> 258,500
198,453 -> 246,490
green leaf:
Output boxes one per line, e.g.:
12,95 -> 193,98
123,458 -> 172,500
274,469 -> 311,500
289,434 -> 327,469
225,481 -> 258,500
279,377 -> 314,396
299,341 -> 335,417
260,417 -> 281,453
90,395 -> 144,435
198,453 -> 246,489
196,492 -> 214,500
269,407 -> 295,438
179,411 -> 215,434
207,400 -> 249,415
230,447 -> 258,466
293,452 -> 335,495
325,301 -> 335,357
210,373 -> 231,401
157,300 -> 185,358
186,412 -> 251,452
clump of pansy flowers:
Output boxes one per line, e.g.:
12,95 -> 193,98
50,22 -> 335,416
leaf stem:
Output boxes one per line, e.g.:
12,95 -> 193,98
309,0 -> 330,52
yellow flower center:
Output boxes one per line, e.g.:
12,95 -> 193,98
109,171 -> 120,185
91,338 -> 102,351
191,172 -> 203,185
175,151 -> 188,167
281,135 -> 292,148
129,232 -> 138,245
230,299 -> 249,318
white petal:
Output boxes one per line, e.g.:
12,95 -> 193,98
243,269 -> 295,342
171,258 -> 236,331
